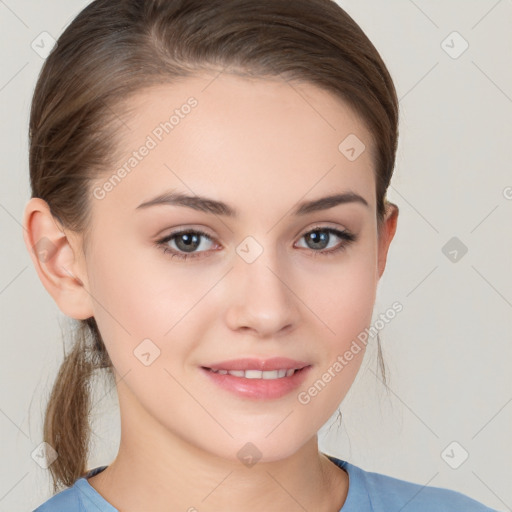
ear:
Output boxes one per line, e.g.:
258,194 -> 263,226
377,201 -> 399,280
22,198 -> 94,320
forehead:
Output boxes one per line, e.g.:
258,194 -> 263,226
95,72 -> 376,216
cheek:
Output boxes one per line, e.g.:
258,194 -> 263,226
323,263 -> 376,338
293,262 -> 376,430
300,243 -> 378,343
85,246 -> 165,362
296,242 -> 377,398
87,241 -> 174,327
86,243 -> 214,372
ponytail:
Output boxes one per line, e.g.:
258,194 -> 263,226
42,318 -> 112,493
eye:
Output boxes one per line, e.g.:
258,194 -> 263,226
155,226 -> 357,261
155,228 -> 217,260
295,226 -> 357,258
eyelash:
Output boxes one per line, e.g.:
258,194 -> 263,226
155,226 -> 357,261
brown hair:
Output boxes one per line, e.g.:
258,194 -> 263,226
29,0 -> 399,493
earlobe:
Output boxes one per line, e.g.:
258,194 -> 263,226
22,198 -> 94,320
377,202 -> 399,280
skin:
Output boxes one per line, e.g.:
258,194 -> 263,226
23,72 -> 398,511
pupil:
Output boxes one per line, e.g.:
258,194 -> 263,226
307,230 -> 328,250
177,233 -> 199,252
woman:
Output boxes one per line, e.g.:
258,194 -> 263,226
25,0 -> 497,510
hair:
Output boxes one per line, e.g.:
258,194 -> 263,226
28,0 -> 399,493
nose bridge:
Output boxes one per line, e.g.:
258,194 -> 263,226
236,232 -> 288,298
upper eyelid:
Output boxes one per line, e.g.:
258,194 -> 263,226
162,222 -> 350,239
160,224 -> 351,247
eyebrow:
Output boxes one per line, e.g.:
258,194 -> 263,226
136,190 -> 369,217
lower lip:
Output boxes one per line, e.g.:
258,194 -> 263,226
200,366 -> 312,400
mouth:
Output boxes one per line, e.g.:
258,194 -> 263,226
199,362 -> 312,400
202,366 -> 308,379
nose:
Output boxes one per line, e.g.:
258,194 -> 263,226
223,243 -> 301,338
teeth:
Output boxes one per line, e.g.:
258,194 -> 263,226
209,368 -> 299,379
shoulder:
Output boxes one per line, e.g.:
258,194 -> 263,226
32,486 -> 81,512
327,455 -> 498,512
33,466 -> 111,512
360,466 -> 496,511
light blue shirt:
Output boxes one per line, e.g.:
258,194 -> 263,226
33,454 -> 499,511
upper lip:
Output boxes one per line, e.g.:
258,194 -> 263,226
203,357 -> 311,371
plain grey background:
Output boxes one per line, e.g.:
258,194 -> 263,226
1,1 -> 511,510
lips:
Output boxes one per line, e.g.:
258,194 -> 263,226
200,360 -> 313,399
202,357 -> 310,372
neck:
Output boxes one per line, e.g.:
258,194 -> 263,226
87,383 -> 349,511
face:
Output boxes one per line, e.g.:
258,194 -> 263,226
35,73 -> 397,464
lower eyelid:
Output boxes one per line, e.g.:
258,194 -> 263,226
157,227 -> 355,258
158,230 -> 216,252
